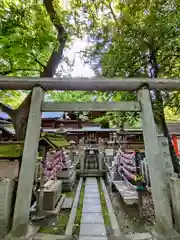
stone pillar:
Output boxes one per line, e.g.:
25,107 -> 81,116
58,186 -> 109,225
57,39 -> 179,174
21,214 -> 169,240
158,136 -> 176,199
11,87 -> 44,237
79,138 -> 85,174
170,178 -> 180,234
98,138 -> 105,153
98,152 -> 103,172
137,88 -> 175,237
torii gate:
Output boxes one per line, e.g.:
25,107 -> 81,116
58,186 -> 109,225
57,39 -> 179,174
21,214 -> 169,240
0,77 -> 180,239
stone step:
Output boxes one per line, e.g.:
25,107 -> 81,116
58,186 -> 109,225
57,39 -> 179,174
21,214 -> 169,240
80,223 -> 106,236
79,237 -> 107,240
82,204 -> 102,213
61,197 -> 73,209
79,177 -> 107,239
81,213 -> 104,224
84,192 -> 100,198
83,198 -> 101,205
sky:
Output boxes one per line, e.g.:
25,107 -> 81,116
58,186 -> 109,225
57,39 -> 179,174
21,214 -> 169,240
40,0 -> 95,78
59,37 -> 95,77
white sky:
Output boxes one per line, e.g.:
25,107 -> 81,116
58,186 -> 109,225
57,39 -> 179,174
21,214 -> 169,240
59,37 -> 95,77
40,0 -> 95,77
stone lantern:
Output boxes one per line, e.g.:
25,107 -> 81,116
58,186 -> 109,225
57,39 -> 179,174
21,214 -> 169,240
56,123 -> 67,135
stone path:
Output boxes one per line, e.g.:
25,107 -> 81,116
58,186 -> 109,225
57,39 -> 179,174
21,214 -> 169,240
79,177 -> 107,240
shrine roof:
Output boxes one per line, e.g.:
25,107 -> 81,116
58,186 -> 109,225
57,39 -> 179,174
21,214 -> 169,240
0,132 -> 68,158
40,132 -> 68,149
0,112 -> 64,120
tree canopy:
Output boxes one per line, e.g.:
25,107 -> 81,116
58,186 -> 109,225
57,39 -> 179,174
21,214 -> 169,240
1,0 -> 180,126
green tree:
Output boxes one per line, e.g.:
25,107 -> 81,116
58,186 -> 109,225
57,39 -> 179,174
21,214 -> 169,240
70,0 -> 180,173
0,0 -> 70,139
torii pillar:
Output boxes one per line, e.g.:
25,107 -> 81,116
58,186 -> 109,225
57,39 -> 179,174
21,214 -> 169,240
11,87 -> 44,237
137,87 -> 178,239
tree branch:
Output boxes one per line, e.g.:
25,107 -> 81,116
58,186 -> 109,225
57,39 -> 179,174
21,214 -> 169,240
34,59 -> 46,69
41,0 -> 67,77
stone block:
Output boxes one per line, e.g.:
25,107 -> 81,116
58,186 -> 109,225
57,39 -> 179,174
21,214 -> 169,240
170,178 -> 180,234
80,223 -> 106,236
125,232 -> 153,240
62,197 -> 73,209
83,198 -> 101,205
61,171 -> 76,192
58,166 -> 75,179
84,188 -> 99,193
37,180 -> 62,211
82,204 -> 102,213
0,178 -> 15,237
81,213 -> 104,224
84,192 -> 100,198
79,237 -> 107,240
85,184 -> 98,188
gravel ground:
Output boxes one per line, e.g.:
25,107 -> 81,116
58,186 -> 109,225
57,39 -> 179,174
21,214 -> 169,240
109,189 -> 155,234
142,192 -> 155,226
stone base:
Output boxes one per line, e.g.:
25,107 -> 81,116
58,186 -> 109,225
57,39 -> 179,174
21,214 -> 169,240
151,228 -> 180,240
125,232 -> 153,240
37,180 -> 62,211
34,233 -> 73,240
4,224 -> 39,240
0,179 -> 15,238
106,172 -> 112,188
58,166 -> 75,179
59,171 -> 76,192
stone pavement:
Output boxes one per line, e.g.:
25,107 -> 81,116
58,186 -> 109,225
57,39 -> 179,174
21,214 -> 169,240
79,177 -> 107,240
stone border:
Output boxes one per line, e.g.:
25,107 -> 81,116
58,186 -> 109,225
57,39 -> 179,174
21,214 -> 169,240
30,194 -> 66,216
34,233 -> 72,240
100,178 -> 121,237
5,224 -> 40,240
125,232 -> 153,240
65,177 -> 83,236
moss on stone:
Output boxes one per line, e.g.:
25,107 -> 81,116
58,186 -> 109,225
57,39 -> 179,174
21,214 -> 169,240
98,180 -> 111,227
39,209 -> 70,235
40,132 -> 68,149
66,191 -> 75,198
73,181 -> 85,236
0,143 -> 23,158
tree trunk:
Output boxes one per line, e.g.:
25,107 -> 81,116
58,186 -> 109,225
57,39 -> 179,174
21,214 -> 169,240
150,49 -> 180,174
154,90 -> 180,174
0,93 -> 32,140
42,0 -> 67,77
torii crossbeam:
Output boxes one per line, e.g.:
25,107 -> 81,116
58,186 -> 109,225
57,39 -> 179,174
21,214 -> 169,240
0,76 -> 180,91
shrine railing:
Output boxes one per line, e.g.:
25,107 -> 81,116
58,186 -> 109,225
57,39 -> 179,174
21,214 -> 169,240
140,158 -> 151,188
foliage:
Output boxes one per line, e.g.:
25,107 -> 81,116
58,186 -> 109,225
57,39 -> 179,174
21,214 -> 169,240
67,0 -> 180,126
164,106 -> 180,122
0,90 -> 27,108
0,0 -> 57,76
0,0 -> 71,110
1,0 -> 180,127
